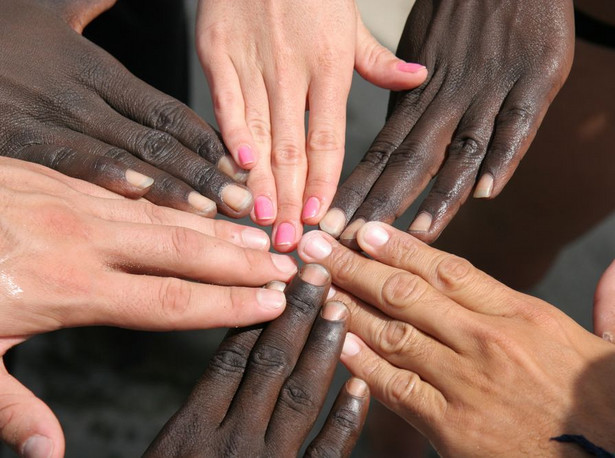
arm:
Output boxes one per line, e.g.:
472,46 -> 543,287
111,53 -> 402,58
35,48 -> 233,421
298,224 -> 615,456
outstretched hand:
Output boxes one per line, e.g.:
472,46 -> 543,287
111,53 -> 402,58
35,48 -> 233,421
321,0 -> 575,245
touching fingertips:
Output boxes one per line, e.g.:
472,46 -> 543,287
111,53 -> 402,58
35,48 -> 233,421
473,173 -> 494,198
21,435 -> 53,458
125,169 -> 154,190
265,280 -> 287,292
409,212 -> 433,233
271,254 -> 298,275
342,333 -> 362,357
300,231 -> 333,260
302,196 -> 321,221
237,145 -> 256,168
340,219 -> 366,250
322,300 -> 349,321
319,208 -> 347,238
396,62 -> 426,74
254,196 -> 275,223
220,184 -> 254,213
346,378 -> 369,398
359,222 -> 390,250
256,288 -> 286,310
240,227 -> 270,250
274,222 -> 296,249
188,191 -> 217,217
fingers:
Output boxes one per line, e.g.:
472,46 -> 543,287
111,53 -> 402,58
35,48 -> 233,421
0,361 -> 65,458
594,260 -> 615,342
340,332 -> 446,436
266,300 -> 349,452
304,378 -> 370,458
100,222 -> 297,285
355,222 -> 519,316
354,15 -> 427,91
298,231 -> 473,347
224,264 -> 330,432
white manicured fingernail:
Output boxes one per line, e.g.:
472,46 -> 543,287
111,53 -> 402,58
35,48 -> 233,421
125,169 -> 154,189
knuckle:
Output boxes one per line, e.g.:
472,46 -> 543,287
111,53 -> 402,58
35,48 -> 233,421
208,346 -> 250,377
249,342 -> 290,377
435,255 -> 474,292
307,128 -> 343,154
213,90 -> 239,114
151,100 -> 189,132
385,371 -> 420,409
273,142 -> 305,167
377,320 -> 418,357
157,277 -> 192,322
135,130 -> 178,164
382,272 -> 425,311
278,379 -> 317,414
47,147 -> 79,171
329,248 -> 362,285
247,117 -> 272,145
169,227 -> 201,263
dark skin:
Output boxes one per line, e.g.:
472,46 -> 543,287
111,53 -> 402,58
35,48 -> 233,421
0,0 -> 252,218
145,264 -> 369,457
322,0 -> 575,246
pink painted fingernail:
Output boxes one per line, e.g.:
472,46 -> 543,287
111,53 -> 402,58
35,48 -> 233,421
342,333 -> 361,357
397,62 -> 426,73
254,196 -> 274,222
238,145 -> 255,167
302,197 -> 321,221
274,222 -> 296,248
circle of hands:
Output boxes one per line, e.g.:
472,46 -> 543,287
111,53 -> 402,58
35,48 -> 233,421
1,0 -> 614,457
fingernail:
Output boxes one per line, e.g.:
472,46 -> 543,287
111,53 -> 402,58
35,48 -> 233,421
125,169 -> 154,189
21,435 -> 53,458
302,197 -> 321,221
326,284 -> 338,300
361,222 -> 390,248
322,300 -> 348,321
265,280 -> 287,292
319,208 -> 346,238
299,263 -> 330,286
342,333 -> 361,357
272,254 -> 298,275
238,145 -> 255,167
409,212 -> 432,233
302,232 -> 332,260
221,184 -> 253,212
397,62 -> 426,73
603,332 -> 614,343
217,155 -> 249,182
340,219 -> 365,250
474,173 -> 494,198
254,196 -> 275,222
241,227 -> 269,250
188,191 -> 217,216
274,222 -> 296,248
257,288 -> 286,310
346,377 -> 369,397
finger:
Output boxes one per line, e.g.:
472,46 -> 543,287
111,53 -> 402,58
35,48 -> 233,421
299,231 -> 475,347
301,76 -> 349,226
101,222 -> 297,284
594,260 -> 615,342
355,222 -> 520,316
225,264 -> 330,434
267,301 -> 349,452
475,78 -> 556,199
340,332 -> 446,437
408,99 -> 501,242
354,15 -> 427,91
305,378 -> 370,458
0,361 -> 65,458
13,144 -> 154,200
268,79 -> 309,252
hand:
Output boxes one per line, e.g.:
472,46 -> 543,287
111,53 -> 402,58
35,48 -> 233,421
196,0 -> 427,251
320,0 -> 575,246
0,156 -> 298,457
145,264 -> 369,457
0,0 -> 253,219
298,224 -> 615,456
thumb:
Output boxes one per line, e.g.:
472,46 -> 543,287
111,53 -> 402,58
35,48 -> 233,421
594,260 -> 615,343
0,360 -> 65,458
354,16 -> 428,91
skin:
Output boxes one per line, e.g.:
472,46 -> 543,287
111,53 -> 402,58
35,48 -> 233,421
196,0 -> 427,252
0,157 -> 300,457
0,0 -> 254,219
145,264 -> 370,457
298,224 -> 615,457
321,0 -> 575,246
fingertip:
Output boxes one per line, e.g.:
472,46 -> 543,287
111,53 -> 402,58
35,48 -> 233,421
220,184 -> 254,216
237,144 -> 257,170
273,221 -> 301,253
217,155 -> 249,183
473,173 -> 495,199
321,300 -> 349,322
125,169 -> 154,191
319,208 -> 347,238
345,377 -> 369,398
298,230 -> 334,262
256,288 -> 287,313
253,195 -> 276,226
302,196 -> 323,225
357,221 -> 391,253
187,191 -> 218,218
341,332 -> 363,358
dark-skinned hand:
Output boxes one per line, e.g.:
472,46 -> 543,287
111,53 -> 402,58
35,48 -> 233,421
144,264 -> 370,457
0,0 -> 253,219
320,0 -> 575,245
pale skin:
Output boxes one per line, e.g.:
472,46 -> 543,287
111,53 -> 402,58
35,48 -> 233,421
298,223 -> 615,457
196,0 -> 427,252
0,157 -> 299,458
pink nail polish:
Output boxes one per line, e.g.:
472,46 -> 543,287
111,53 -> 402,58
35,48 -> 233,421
302,197 -> 321,221
275,222 -> 295,247
397,62 -> 425,73
254,196 -> 274,222
238,145 -> 255,167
